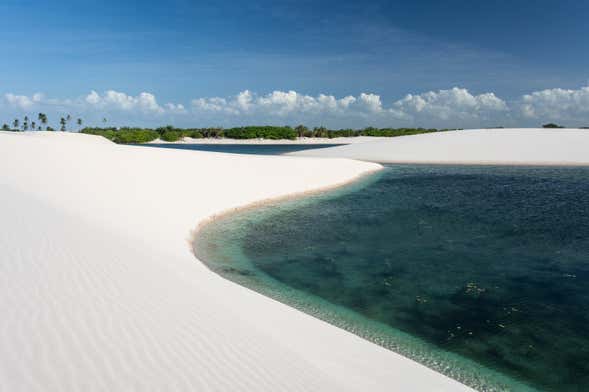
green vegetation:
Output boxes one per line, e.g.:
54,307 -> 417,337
81,127 -> 160,144
8,118 -> 586,142
79,125 -> 444,144
223,126 -> 297,140
542,123 -> 565,128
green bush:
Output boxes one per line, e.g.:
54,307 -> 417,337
81,125 -> 443,144
160,130 -> 182,142
224,126 -> 297,140
542,123 -> 564,129
81,127 -> 159,143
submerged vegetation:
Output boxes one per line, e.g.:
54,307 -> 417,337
79,125 -> 442,144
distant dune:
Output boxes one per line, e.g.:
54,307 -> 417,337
0,131 -> 471,392
289,128 -> 589,165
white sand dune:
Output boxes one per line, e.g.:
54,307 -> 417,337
289,128 -> 589,165
0,131 -> 471,391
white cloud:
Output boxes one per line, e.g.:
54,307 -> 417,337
85,90 -> 165,114
3,90 -> 184,116
358,93 -> 383,113
520,86 -> 589,122
32,93 -> 43,103
3,86 -> 589,128
393,87 -> 507,122
236,90 -> 253,112
191,90 -> 381,118
164,103 -> 186,113
4,93 -> 37,110
188,88 -> 509,126
85,90 -> 101,105
192,97 -> 237,114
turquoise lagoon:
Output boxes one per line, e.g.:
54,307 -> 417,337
194,165 -> 589,391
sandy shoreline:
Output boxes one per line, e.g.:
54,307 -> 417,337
0,131 -> 471,391
289,128 -> 589,166
190,167 -> 382,254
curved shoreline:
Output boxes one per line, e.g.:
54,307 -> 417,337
188,164 -> 384,256
192,165 -> 537,392
0,131 -> 472,392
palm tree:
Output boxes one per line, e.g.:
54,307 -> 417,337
77,118 -> 82,130
38,113 -> 48,130
13,119 -> 19,130
31,121 -> 36,131
295,124 -> 308,138
313,126 -> 328,138
2,124 -> 9,131
60,117 -> 66,132
23,116 -> 29,131
102,117 -> 107,124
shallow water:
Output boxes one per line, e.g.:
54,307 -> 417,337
195,165 -> 589,391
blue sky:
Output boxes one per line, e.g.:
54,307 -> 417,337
1,0 -> 588,128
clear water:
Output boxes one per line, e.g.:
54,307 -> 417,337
194,165 -> 589,391
136,143 -> 342,155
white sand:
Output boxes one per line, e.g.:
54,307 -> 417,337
289,128 -> 589,165
149,136 -> 386,144
0,131 -> 471,391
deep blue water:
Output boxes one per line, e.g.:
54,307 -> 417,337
194,165 -> 589,391
135,143 -> 342,155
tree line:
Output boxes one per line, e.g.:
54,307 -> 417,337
5,120 -> 585,143
2,113 -> 86,132
79,125 -> 444,144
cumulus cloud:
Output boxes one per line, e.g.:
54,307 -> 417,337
3,86 -> 589,128
4,93 -> 40,110
358,93 -> 383,113
85,90 -> 101,105
192,90 -> 354,116
2,90 -> 184,116
0,90 -> 188,128
192,97 -> 236,114
191,90 -> 379,118
236,90 -> 253,112
85,90 -> 165,114
188,88 -> 510,126
164,103 -> 186,113
0,88 -> 510,126
519,86 -> 589,122
392,87 -> 508,122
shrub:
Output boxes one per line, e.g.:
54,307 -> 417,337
224,126 -> 297,140
160,130 -> 182,142
80,125 -> 442,143
542,123 -> 564,129
81,127 -> 159,144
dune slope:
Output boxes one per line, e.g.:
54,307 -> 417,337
0,132 -> 471,392
289,128 -> 589,165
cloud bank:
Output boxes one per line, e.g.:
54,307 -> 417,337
2,86 -> 589,128
520,86 -> 589,122
189,88 -> 509,127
